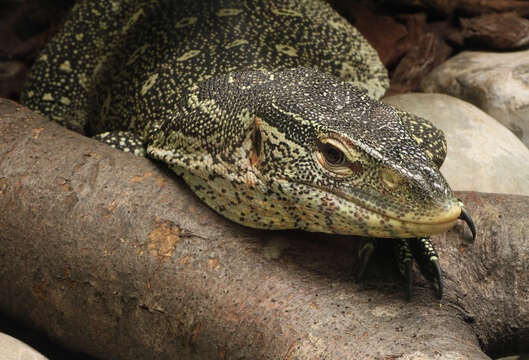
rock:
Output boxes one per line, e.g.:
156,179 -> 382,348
382,93 -> 529,196
0,61 -> 28,100
0,333 -> 47,360
344,3 -> 409,67
456,0 -> 529,16
389,30 -> 452,95
381,0 -> 456,16
387,0 -> 529,16
460,12 -> 529,49
421,50 -> 529,148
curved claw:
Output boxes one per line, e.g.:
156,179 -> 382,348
432,259 -> 443,300
459,207 -> 476,241
356,240 -> 375,280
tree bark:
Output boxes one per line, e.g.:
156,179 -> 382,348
0,99 -> 527,359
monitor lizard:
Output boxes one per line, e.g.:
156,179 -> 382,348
21,0 -> 476,299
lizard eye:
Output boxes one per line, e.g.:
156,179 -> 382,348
315,138 -> 358,177
320,143 -> 346,166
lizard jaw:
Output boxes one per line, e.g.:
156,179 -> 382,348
289,181 -> 462,238
361,209 -> 460,238
341,198 -> 461,238
334,205 -> 460,239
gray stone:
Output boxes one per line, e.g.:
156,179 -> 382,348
0,332 -> 47,360
383,93 -> 529,196
421,50 -> 529,148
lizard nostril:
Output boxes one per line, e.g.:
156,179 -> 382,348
381,168 -> 402,189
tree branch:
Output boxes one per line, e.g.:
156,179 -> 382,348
1,99 -> 527,359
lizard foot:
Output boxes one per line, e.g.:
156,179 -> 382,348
393,238 -> 414,300
392,237 -> 442,300
409,237 -> 443,299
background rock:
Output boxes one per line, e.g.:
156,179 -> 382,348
383,93 -> 529,196
460,12 -> 529,49
0,332 -> 47,360
385,0 -> 529,16
421,50 -> 529,148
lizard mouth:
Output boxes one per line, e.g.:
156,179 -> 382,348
292,181 -> 462,238
383,204 -> 461,226
372,208 -> 461,237
346,197 -> 461,238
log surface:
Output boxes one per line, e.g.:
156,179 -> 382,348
1,99 -> 528,359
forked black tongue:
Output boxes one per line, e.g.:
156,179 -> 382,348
459,207 -> 476,241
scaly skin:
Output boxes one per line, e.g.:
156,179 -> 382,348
21,0 -> 474,298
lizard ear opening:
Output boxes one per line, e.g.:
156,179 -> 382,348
252,125 -> 262,157
250,117 -> 264,167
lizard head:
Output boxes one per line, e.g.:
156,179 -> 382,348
249,68 -> 461,238
148,68 -> 461,238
